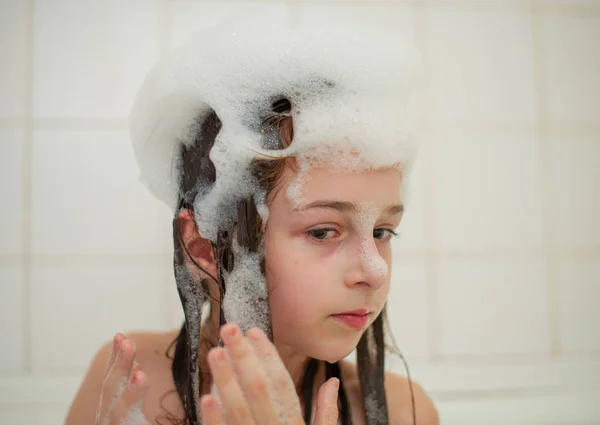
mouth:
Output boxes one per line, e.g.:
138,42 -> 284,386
331,309 -> 372,329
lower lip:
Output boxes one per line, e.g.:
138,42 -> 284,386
332,314 -> 369,329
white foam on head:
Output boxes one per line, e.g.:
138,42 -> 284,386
130,11 -> 420,243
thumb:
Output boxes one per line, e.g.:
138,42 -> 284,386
313,378 -> 339,425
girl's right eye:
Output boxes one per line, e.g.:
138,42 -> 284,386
307,228 -> 337,241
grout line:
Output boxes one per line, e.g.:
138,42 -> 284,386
22,0 -> 35,375
530,1 -> 561,359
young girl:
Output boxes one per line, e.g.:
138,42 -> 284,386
64,15 -> 439,425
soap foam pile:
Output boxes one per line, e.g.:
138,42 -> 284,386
130,14 -> 420,243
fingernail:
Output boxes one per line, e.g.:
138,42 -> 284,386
211,348 -> 227,364
333,378 -> 340,390
225,324 -> 238,337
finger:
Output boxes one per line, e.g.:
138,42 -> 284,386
246,328 -> 297,396
208,347 -> 255,425
220,324 -> 279,425
101,337 -> 136,417
108,369 -> 149,424
104,333 -> 126,376
200,394 -> 224,425
313,378 -> 339,425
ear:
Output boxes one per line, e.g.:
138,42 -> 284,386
177,209 -> 217,280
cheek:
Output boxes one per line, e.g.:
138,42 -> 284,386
264,241 -> 338,324
266,257 -> 326,317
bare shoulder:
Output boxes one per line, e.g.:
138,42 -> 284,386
383,370 -> 439,425
64,330 -> 180,425
339,360 -> 439,425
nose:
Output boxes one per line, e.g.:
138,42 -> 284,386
343,236 -> 388,290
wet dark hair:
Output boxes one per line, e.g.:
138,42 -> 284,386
160,98 -> 415,425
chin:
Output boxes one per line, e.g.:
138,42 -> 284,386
311,342 -> 357,364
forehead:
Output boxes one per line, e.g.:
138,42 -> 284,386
273,165 -> 403,211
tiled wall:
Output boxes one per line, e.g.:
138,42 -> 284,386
0,1 -> 598,424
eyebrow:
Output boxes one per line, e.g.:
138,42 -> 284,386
293,200 -> 404,216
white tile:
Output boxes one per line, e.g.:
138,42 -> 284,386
538,15 -> 600,124
549,134 -> 600,249
171,1 -> 260,48
424,5 -> 537,122
31,259 -> 169,371
429,130 -> 544,250
0,262 -> 25,373
557,257 -> 600,352
291,3 -> 419,40
31,130 -> 170,256
436,257 -> 549,356
387,257 -> 430,359
0,1 -> 28,117
32,0 -> 163,118
0,129 -> 25,256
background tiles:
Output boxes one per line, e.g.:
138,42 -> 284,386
429,129 -> 544,251
537,13 -> 600,124
0,262 -> 25,374
30,130 -> 169,256
556,257 -> 600,353
423,4 -> 538,123
31,259 -> 169,371
547,133 -> 600,249
32,0 -> 164,118
436,257 -> 550,356
0,129 -> 25,256
0,0 -> 29,118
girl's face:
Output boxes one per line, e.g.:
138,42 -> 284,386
264,164 -> 404,362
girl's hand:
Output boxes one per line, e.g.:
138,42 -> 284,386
94,333 -> 150,425
200,324 -> 340,425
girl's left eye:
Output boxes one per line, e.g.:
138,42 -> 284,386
307,228 -> 338,241
374,228 -> 399,241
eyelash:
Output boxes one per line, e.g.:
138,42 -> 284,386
307,227 -> 399,242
